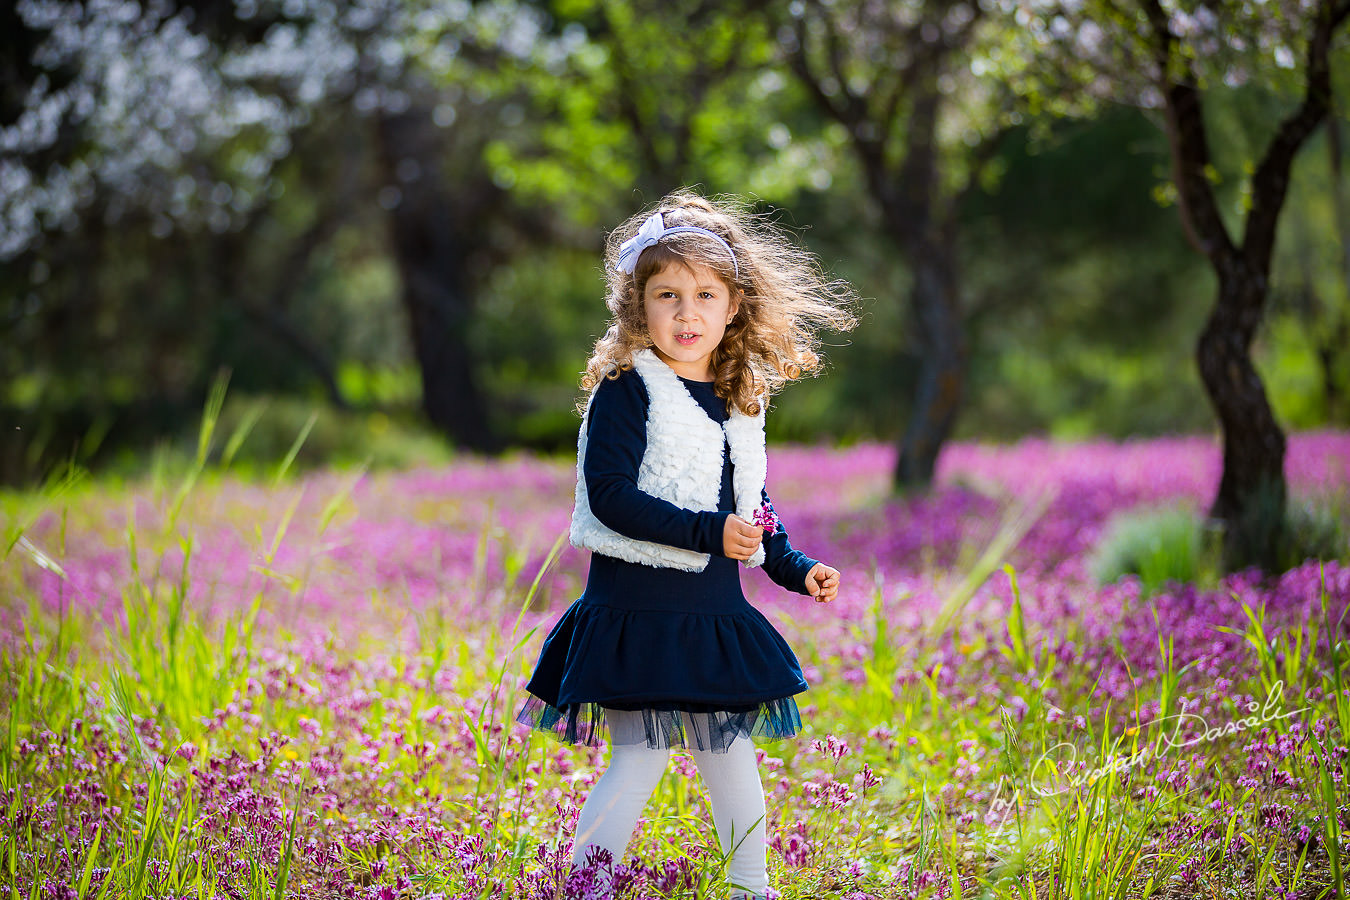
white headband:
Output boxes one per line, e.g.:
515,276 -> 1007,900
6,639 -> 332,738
614,211 -> 740,279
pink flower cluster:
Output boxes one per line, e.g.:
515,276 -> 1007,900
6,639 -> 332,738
753,502 -> 780,535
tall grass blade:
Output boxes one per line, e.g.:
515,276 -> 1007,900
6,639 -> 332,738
221,397 -> 268,469
130,764 -> 167,897
930,488 -> 1054,636
76,826 -> 102,900
1001,564 -> 1034,673
318,467 -> 367,537
167,369 -> 231,530
272,411 -> 318,485
3,464 -> 85,559
196,370 -> 230,466
1321,756 -> 1344,896
274,773 -> 307,900
12,537 -> 65,579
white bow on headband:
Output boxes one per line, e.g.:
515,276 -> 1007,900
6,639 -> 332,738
615,211 -> 740,279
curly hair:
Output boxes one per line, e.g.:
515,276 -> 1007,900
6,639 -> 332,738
580,190 -> 858,417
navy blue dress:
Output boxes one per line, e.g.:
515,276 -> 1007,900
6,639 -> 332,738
516,369 -> 819,752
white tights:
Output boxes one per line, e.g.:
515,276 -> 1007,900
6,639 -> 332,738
571,710 -> 768,897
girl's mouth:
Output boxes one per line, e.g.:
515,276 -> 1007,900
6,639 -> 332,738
675,332 -> 700,346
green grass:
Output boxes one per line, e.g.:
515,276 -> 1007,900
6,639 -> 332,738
1088,504 -> 1219,595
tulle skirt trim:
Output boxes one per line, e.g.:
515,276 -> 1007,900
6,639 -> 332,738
515,694 -> 802,753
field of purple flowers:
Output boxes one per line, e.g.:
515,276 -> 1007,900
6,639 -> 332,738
3,432 -> 1350,899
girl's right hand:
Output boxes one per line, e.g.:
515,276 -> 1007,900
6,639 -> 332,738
722,514 -> 764,560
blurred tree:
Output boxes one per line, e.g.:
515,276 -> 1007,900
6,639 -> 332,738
1324,113 -> 1350,417
0,102 -> 395,480
472,0 -> 856,441
958,107 -> 1214,439
0,0 -> 558,467
1003,0 -> 1350,569
357,4 -> 577,451
768,0 -> 1015,489
488,0 -> 842,220
1266,122 -> 1350,427
9,0 -> 1345,488
539,0 -> 774,198
1313,113 -> 1350,418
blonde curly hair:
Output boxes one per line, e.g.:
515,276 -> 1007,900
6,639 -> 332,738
580,190 -> 858,417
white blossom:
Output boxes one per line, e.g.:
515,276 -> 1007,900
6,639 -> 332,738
2,0 -> 558,261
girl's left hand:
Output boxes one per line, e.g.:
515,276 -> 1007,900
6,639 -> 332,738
805,563 -> 840,603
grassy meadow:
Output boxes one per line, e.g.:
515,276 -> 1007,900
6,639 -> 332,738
2,420 -> 1349,899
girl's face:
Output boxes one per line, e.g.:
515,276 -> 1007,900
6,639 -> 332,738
642,262 -> 739,381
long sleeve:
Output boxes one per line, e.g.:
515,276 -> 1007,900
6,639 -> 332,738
757,489 -> 819,595
583,372 -> 729,555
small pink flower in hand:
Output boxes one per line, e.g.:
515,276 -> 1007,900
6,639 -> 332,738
753,502 -> 779,535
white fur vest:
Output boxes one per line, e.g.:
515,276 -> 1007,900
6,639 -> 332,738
570,348 -> 767,571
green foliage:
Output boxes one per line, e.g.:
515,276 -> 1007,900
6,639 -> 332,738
1217,474 -> 1349,574
0,115 -> 406,485
111,394 -> 453,480
4,0 -> 1350,486
1280,497 -> 1349,571
959,110 -> 1217,439
487,0 -> 814,210
470,247 -> 609,450
1093,494 -> 1348,588
1259,316 -> 1335,428
1264,123 -> 1350,429
1089,505 -> 1218,594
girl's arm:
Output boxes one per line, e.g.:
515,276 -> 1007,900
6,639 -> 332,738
757,490 -> 821,595
583,372 -> 729,554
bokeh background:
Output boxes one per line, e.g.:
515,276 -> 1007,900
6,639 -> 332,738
5,0 -> 1346,474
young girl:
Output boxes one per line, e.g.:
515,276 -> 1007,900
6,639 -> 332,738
517,191 -> 857,900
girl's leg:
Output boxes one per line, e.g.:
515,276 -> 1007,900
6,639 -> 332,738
687,731 -> 769,898
572,710 -> 670,873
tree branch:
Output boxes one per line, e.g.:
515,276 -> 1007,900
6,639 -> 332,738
785,16 -> 849,127
1242,0 -> 1349,268
1141,0 -> 1235,263
877,20 -> 932,146
233,210 -> 353,408
814,0 -> 872,131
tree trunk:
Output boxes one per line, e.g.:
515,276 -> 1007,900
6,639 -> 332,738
1195,266 -> 1287,570
775,2 -> 982,493
1148,0 -> 1348,570
374,107 -> 499,452
880,81 -> 967,489
895,229 -> 966,487
1326,112 -> 1349,420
